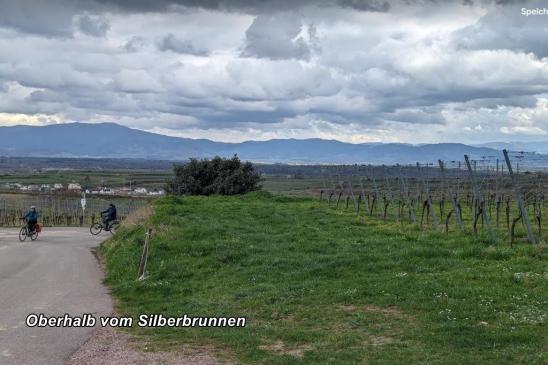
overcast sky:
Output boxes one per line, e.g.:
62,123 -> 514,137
0,0 -> 547,144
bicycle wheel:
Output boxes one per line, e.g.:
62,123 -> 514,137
30,230 -> 38,241
19,227 -> 28,242
90,222 -> 103,235
109,221 -> 120,235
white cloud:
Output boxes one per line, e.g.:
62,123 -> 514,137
0,0 -> 547,144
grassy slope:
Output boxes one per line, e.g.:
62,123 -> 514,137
101,192 -> 547,364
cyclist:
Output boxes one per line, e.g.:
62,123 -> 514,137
23,205 -> 39,233
100,203 -> 117,231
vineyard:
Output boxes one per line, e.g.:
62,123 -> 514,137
317,150 -> 547,245
0,193 -> 149,227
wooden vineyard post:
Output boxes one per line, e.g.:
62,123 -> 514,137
327,173 -> 337,205
438,160 -> 464,232
495,159 -> 501,227
350,176 -> 361,215
417,163 -> 439,230
398,166 -> 416,224
319,172 -> 327,202
371,175 -> 382,218
336,180 -> 344,208
359,177 -> 371,217
439,168 -> 445,219
347,177 -> 358,211
464,155 -> 495,242
369,185 -> 376,216
385,176 -> 399,222
535,174 -> 542,239
502,149 -> 537,244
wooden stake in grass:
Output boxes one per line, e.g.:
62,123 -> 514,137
464,155 -> 495,242
398,166 -> 416,224
359,177 -> 370,216
138,228 -> 152,281
502,149 -> 536,244
385,176 -> 399,222
438,160 -> 464,232
510,213 -> 522,247
417,162 -> 439,231
371,175 -> 382,218
348,177 -> 357,210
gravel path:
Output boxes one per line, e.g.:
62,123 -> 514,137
66,326 -> 227,365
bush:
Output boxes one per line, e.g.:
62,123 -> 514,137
167,155 -> 262,195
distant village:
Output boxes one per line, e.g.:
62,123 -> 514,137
2,182 -> 165,196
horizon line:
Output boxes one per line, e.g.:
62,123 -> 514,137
1,121 -> 547,147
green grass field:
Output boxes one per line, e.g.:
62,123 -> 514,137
0,170 -> 171,189
0,170 -> 319,195
101,192 -> 547,364
260,176 -> 323,196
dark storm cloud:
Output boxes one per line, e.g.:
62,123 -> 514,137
77,13 -> 110,37
0,0 -> 522,37
0,0 -> 391,38
0,0 -> 76,37
338,0 -> 390,11
95,0 -> 519,13
454,2 -> 548,58
242,14 -> 316,60
123,36 -> 146,52
95,0 -> 392,13
158,34 -> 209,56
455,95 -> 539,110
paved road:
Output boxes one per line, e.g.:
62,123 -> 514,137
0,228 -> 113,365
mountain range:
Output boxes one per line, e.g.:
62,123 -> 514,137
0,122 -> 536,165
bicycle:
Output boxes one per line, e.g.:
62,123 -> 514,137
19,220 -> 39,242
90,217 -> 120,235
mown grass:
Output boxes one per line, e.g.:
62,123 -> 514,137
100,192 -> 547,364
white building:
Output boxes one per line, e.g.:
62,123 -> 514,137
68,183 -> 82,191
133,187 -> 148,194
148,190 -> 165,196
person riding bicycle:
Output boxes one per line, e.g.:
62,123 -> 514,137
101,203 -> 117,231
23,206 -> 39,233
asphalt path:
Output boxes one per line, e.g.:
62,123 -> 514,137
0,228 -> 113,365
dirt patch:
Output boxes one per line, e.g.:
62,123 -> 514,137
338,304 -> 413,320
368,335 -> 398,346
65,326 -> 231,365
122,204 -> 154,229
259,340 -> 312,358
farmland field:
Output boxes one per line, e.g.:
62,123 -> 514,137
0,192 -> 149,227
100,193 -> 547,364
0,170 -> 320,227
0,170 -> 172,190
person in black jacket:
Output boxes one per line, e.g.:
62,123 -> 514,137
101,203 -> 117,231
23,205 -> 39,233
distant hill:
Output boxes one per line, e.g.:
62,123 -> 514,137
474,141 -> 548,154
0,122 -> 504,164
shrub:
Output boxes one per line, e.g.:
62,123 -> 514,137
167,155 -> 262,195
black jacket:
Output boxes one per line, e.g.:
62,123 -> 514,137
101,206 -> 117,219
